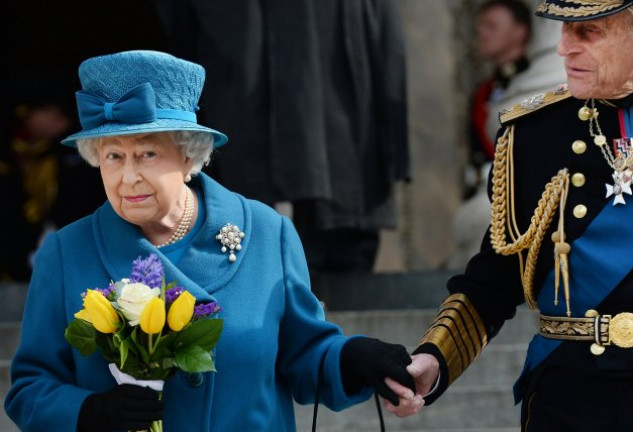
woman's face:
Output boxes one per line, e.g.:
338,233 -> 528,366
98,132 -> 193,230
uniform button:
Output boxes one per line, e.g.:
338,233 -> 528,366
187,372 -> 204,387
571,173 -> 586,187
572,140 -> 587,154
573,204 -> 588,219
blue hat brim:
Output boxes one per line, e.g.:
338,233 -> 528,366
61,118 -> 228,148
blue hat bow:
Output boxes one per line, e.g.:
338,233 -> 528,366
75,82 -> 196,130
62,50 -> 227,147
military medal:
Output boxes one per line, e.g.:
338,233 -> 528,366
605,170 -> 632,205
582,100 -> 633,205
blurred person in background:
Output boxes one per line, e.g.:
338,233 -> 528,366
0,76 -> 105,281
448,0 -> 566,270
152,0 -> 410,275
468,0 -> 532,198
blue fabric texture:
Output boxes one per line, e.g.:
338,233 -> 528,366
512,198 -> 633,403
61,50 -> 228,148
4,173 -> 371,431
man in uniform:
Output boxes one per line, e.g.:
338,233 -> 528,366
384,1 -> 633,430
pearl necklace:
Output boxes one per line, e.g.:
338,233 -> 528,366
155,187 -> 195,248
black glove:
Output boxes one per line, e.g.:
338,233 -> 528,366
77,384 -> 164,432
340,337 -> 416,406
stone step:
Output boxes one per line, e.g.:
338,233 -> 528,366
1,360 -> 18,432
325,307 -> 538,348
1,284 -> 27,322
295,384 -> 520,431
0,323 -> 20,361
312,270 -> 460,311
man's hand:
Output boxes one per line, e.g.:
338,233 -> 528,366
383,353 -> 440,417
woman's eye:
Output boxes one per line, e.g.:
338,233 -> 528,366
105,153 -> 121,160
144,151 -> 157,158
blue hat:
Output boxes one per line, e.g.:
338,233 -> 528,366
61,50 -> 228,147
536,0 -> 633,21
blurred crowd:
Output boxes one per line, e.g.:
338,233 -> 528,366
1,0 -> 565,282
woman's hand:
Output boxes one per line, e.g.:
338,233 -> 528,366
383,353 -> 440,417
340,337 -> 416,405
77,384 -> 164,432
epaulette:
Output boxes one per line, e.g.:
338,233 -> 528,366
499,83 -> 572,125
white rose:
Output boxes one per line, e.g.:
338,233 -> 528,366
117,283 -> 161,326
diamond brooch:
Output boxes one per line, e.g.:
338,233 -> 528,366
215,223 -> 245,263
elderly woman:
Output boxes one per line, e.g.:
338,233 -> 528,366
4,50 -> 415,431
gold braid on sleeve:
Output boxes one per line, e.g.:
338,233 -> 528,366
489,125 -> 571,314
418,294 -> 488,386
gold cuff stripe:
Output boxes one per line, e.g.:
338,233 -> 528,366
440,297 -> 487,347
418,294 -> 488,385
422,325 -> 465,375
433,318 -> 473,366
435,310 -> 477,362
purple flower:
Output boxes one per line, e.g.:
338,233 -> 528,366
165,287 -> 184,304
193,302 -> 223,319
82,283 -> 116,301
129,254 -> 164,289
94,283 -> 116,301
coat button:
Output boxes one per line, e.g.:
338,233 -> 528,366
571,173 -> 586,187
572,140 -> 587,154
187,372 -> 204,387
573,204 -> 588,219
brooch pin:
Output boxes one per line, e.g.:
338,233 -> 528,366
215,223 -> 245,263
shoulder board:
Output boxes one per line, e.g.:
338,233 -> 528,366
499,84 -> 572,125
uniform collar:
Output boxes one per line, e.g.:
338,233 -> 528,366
599,92 -> 633,109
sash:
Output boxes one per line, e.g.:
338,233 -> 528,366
513,181 -> 633,403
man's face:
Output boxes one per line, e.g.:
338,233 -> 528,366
558,11 -> 633,99
476,6 -> 527,62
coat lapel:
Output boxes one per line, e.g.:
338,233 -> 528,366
91,173 -> 252,302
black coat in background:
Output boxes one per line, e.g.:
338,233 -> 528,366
153,0 -> 409,231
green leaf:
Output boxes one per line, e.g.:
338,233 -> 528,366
174,319 -> 224,352
119,336 -> 130,369
131,328 -> 151,364
95,332 -> 118,363
174,345 -> 216,373
161,357 -> 176,370
152,332 -> 176,361
64,319 -> 97,356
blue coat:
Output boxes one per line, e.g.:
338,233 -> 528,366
5,173 -> 371,431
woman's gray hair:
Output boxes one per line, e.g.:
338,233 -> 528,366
76,131 -> 214,175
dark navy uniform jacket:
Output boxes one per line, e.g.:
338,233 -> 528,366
417,87 -> 633,404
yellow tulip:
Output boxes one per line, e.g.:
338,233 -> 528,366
140,297 -> 166,334
74,308 -> 92,323
167,291 -> 196,331
83,290 -> 120,334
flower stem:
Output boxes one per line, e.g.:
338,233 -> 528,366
148,333 -> 154,356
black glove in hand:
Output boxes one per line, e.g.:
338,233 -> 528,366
77,384 -> 164,432
340,337 -> 416,406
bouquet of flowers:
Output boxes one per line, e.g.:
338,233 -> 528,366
65,253 -> 223,432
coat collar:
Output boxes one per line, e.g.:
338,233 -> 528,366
91,173 -> 252,302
